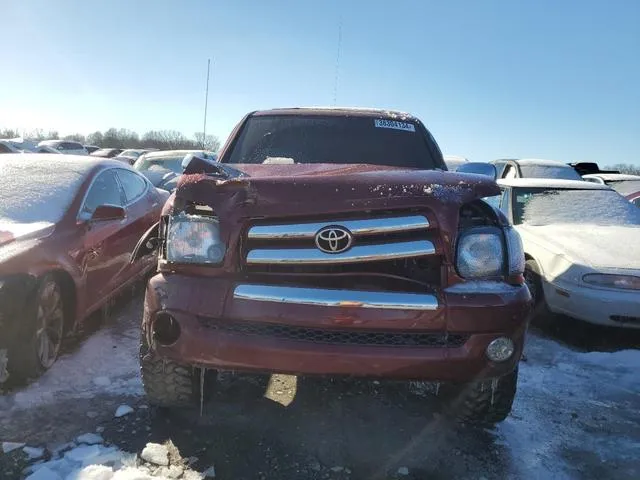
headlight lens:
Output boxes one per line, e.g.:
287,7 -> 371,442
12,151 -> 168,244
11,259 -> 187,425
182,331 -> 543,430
582,273 -> 640,290
504,227 -> 525,275
166,214 -> 226,264
456,227 -> 504,278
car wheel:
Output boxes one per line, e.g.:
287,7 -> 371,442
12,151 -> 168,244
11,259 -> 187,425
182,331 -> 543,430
524,259 -> 551,322
9,275 -> 65,381
442,368 -> 518,426
140,334 -> 199,408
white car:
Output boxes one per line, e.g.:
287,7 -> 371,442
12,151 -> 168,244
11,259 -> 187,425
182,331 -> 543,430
583,173 -> 640,203
38,140 -> 88,155
492,158 -> 583,181
0,138 -> 61,154
487,178 -> 640,329
443,155 -> 469,171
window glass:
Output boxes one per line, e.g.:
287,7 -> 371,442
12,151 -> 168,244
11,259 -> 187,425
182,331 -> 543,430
117,169 -> 148,203
81,170 -> 123,216
503,164 -> 518,179
512,188 -> 640,225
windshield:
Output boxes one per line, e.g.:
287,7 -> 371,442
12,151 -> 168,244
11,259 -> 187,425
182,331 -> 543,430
0,159 -> 86,224
513,187 -> 640,225
518,164 -> 582,180
118,149 -> 142,158
606,179 -> 640,196
224,115 -> 441,169
134,155 -> 187,174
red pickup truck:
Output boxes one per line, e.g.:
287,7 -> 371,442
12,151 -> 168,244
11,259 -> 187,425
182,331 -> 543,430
136,108 -> 531,425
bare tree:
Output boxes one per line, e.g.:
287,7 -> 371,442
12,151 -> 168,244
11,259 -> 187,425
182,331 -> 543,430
0,128 -> 19,139
86,131 -> 103,146
194,132 -> 221,152
63,133 -> 87,143
606,163 -> 640,175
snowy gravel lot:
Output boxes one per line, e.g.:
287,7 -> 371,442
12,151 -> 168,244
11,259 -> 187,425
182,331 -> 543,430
1,295 -> 639,479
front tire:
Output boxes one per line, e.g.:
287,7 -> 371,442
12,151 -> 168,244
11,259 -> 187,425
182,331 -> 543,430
444,368 -> 518,426
9,275 -> 65,382
524,259 -> 551,323
140,335 -> 197,408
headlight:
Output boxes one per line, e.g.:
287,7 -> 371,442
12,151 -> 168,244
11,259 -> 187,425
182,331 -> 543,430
504,227 -> 525,275
166,214 -> 226,264
582,273 -> 640,291
456,227 -> 504,278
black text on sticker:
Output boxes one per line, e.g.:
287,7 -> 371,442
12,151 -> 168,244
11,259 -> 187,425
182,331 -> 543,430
374,119 -> 416,132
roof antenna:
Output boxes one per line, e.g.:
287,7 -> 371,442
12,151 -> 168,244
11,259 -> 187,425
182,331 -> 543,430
333,17 -> 342,106
202,58 -> 211,149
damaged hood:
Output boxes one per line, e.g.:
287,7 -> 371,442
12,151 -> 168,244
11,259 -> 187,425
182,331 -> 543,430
174,163 -> 499,218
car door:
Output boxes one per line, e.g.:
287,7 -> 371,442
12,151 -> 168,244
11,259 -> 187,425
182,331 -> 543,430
113,168 -> 161,278
79,169 -> 129,310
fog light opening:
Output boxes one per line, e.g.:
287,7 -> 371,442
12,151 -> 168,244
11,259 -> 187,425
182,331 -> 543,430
153,313 -> 181,346
486,337 -> 515,362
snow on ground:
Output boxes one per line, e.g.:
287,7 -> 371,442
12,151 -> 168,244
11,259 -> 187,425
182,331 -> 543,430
496,333 -> 640,478
21,439 -> 212,479
1,309 -> 142,413
1,298 -> 639,478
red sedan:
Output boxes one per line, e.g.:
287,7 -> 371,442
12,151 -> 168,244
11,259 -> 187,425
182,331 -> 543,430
0,154 -> 167,383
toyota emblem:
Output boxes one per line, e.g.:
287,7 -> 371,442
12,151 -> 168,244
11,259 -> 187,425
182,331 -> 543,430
315,226 -> 353,254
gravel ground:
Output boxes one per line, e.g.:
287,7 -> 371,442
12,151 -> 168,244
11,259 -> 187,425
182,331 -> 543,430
1,294 -> 639,479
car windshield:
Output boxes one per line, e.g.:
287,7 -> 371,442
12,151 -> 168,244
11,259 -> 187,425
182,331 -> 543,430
0,158 -> 88,224
518,164 -> 582,180
513,187 -> 640,225
224,115 -> 440,169
119,150 -> 142,158
606,179 -> 640,196
133,155 -> 186,174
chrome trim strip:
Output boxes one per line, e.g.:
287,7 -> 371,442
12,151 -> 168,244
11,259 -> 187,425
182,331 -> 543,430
247,215 -> 429,240
233,285 -> 439,310
246,240 -> 436,265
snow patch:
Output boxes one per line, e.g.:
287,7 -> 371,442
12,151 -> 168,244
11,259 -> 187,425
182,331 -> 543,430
140,443 -> 169,466
115,405 -> 134,418
77,433 -> 105,445
23,446 -> 46,460
4,316 -> 142,412
2,441 -> 25,453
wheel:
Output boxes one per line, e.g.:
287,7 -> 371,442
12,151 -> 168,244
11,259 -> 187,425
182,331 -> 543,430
9,275 -> 65,381
140,334 -> 197,408
443,368 -> 518,426
524,259 -> 551,322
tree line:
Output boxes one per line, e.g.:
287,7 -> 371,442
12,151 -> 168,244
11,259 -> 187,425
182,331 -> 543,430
0,127 -> 220,152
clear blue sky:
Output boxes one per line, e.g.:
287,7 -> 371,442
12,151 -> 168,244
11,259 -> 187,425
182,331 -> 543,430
2,0 -> 639,165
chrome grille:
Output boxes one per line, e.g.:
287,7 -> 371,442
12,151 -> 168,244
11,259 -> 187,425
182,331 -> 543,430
200,318 -> 467,348
244,214 -> 435,266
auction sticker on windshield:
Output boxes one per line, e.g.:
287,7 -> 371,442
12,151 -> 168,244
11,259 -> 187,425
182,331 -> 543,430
374,119 -> 416,132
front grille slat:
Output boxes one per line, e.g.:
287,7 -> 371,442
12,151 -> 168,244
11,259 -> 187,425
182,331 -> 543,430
201,319 -> 467,348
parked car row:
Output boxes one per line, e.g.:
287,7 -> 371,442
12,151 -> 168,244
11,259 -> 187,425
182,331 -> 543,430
1,107 -> 638,428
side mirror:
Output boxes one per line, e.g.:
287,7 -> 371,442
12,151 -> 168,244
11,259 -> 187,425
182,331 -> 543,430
90,204 -> 126,222
456,162 -> 497,180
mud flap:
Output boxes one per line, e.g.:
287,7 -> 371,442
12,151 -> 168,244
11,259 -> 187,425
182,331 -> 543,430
130,222 -> 160,264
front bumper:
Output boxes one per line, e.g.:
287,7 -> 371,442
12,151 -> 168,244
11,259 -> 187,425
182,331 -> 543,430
544,280 -> 640,328
143,274 -> 531,382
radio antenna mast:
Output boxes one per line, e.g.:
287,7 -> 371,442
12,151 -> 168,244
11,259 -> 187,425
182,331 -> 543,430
333,18 -> 342,105
202,58 -> 211,148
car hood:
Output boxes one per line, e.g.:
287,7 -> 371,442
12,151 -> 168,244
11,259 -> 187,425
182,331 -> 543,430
518,224 -> 640,270
0,221 -> 55,247
175,163 -> 499,215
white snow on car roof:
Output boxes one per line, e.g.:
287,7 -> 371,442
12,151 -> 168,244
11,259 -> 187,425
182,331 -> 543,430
498,178 -> 611,189
515,158 -> 572,167
583,173 -> 640,181
269,106 -> 415,118
0,154 -> 101,224
443,155 -> 469,162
